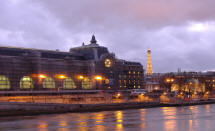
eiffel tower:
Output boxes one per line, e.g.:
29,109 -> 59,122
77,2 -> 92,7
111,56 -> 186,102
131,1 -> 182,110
146,49 -> 153,75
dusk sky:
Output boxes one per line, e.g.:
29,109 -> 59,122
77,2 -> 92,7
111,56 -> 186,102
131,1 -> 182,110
1,0 -> 215,72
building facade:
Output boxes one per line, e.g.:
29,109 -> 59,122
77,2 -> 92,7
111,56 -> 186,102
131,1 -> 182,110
0,35 -> 144,91
160,71 -> 215,95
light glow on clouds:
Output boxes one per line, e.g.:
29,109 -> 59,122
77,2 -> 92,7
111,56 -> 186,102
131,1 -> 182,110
187,22 -> 212,32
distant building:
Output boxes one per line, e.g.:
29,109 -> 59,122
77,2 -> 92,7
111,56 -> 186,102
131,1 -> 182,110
160,71 -> 215,94
0,35 -> 144,91
145,73 -> 163,92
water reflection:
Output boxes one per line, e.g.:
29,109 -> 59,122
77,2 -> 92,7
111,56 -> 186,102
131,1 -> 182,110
140,109 -> 146,128
37,122 -> 48,131
162,107 -> 177,131
115,111 -> 124,131
94,113 -> 105,131
78,115 -> 89,131
58,120 -> 69,131
1,104 -> 215,131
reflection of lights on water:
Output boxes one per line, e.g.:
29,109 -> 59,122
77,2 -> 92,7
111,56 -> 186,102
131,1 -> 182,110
162,107 -> 176,130
78,115 -> 89,131
189,120 -> 196,131
206,104 -> 210,110
140,109 -> 146,128
115,111 -> 124,130
59,120 -> 68,127
95,113 -> 104,123
58,120 -> 69,131
94,113 -> 106,131
37,122 -> 48,131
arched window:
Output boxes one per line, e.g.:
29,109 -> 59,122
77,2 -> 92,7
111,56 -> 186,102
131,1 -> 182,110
20,76 -> 34,89
82,78 -> 93,89
0,75 -> 10,90
43,77 -> 55,89
63,78 -> 76,89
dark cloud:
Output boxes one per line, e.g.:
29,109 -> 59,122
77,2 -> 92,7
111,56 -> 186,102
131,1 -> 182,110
0,0 -> 215,72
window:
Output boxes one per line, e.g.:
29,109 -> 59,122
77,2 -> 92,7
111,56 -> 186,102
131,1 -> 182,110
63,77 -> 76,89
0,75 -> 10,90
82,78 -> 93,89
43,77 -> 55,88
20,76 -> 34,89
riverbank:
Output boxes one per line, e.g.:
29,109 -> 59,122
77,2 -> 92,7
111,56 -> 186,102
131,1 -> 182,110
1,100 -> 215,117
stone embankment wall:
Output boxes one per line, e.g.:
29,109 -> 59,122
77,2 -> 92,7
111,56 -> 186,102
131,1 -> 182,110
1,100 -> 215,117
0,102 -> 160,116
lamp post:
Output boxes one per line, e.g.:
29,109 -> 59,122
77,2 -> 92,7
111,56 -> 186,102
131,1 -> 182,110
77,75 -> 84,89
57,74 -> 67,91
95,75 -> 103,90
165,77 -> 174,93
38,74 -> 47,90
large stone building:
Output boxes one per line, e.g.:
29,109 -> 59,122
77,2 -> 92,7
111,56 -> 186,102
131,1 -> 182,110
0,35 -> 144,91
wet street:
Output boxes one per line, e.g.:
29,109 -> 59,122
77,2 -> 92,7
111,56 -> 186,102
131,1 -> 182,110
1,104 -> 215,131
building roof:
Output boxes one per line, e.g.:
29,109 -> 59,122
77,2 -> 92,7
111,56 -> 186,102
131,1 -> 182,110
0,46 -> 84,60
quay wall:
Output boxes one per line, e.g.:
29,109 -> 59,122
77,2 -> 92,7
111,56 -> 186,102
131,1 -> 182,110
1,100 -> 215,117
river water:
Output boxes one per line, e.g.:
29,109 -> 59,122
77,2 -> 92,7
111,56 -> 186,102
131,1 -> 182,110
1,104 -> 215,131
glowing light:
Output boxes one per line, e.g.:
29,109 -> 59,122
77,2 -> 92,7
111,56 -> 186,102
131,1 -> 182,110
166,78 -> 174,83
95,75 -> 103,80
114,93 -> 121,99
115,111 -> 123,130
58,75 -> 67,79
104,59 -> 112,68
78,75 -> 84,80
105,79 -> 110,84
39,74 -> 46,79
188,22 -> 210,32
163,92 -> 167,95
154,86 -> 159,90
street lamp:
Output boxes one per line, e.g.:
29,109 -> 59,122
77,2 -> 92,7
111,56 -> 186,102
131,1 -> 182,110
94,75 -> 103,90
78,75 -> 84,80
56,74 -> 67,91
95,75 -> 103,81
77,75 -> 85,89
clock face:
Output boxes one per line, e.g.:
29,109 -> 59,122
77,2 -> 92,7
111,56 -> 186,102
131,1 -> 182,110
105,59 -> 112,68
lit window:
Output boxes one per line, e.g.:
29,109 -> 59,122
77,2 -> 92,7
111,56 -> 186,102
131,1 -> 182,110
82,78 -> 93,89
0,75 -> 10,90
20,76 -> 34,89
43,77 -> 55,88
63,77 -> 76,89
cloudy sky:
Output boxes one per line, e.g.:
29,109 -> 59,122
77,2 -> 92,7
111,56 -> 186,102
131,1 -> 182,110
1,0 -> 215,72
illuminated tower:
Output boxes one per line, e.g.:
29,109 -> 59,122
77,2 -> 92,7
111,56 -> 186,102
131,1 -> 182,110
146,49 -> 153,75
